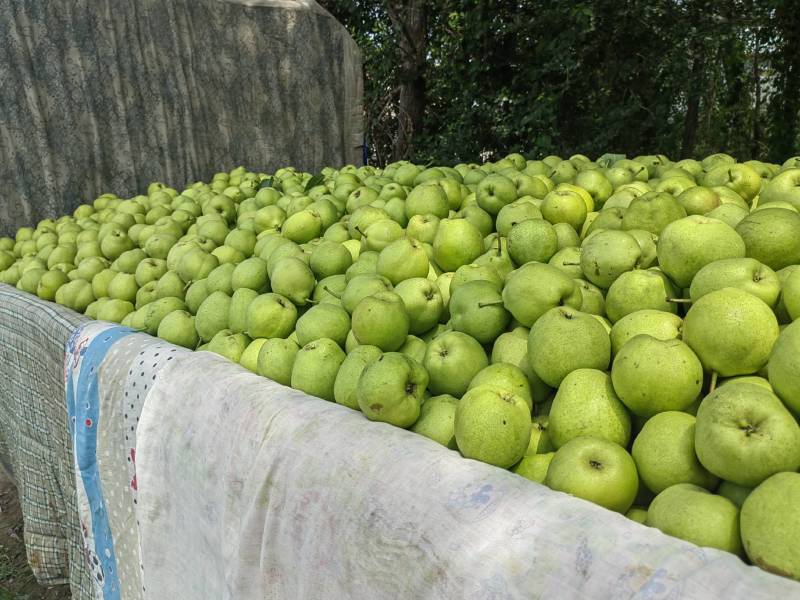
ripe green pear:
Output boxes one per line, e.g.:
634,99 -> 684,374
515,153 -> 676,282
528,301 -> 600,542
184,279 -> 209,314
228,288 -> 258,333
207,329 -> 250,362
528,307 -> 611,388
468,363 -> 532,410
612,335 -> 703,416
646,484 -> 742,555
157,310 -> 198,348
406,214 -> 440,244
295,303 -> 350,347
410,394 -> 459,448
341,274 -> 392,313
195,291 -> 232,342
97,298 -> 134,323
548,247 -> 583,279
491,328 -> 551,404
393,277 -> 443,335
257,337 -> 300,386
545,436 -> 638,513
736,207 -> 800,270
683,287 -> 778,376
632,411 -> 718,494
513,452 -> 555,484
476,173 -> 518,215
405,183 -> 450,219
351,291 -> 409,351
143,297 -> 186,335
605,269 -> 677,323
717,481 -> 752,508
455,384 -> 531,468
36,269 -> 69,301
740,472 -> 800,579
291,338 -> 346,401
507,219 -> 558,265
695,383 -> 800,487
431,218 -> 484,272
449,280 -> 509,344
206,263 -> 235,295
541,189 -> 587,230
376,237 -> 429,285
333,345 -> 383,409
269,256 -> 315,306
495,199 -> 543,237
502,263 -> 582,327
357,352 -> 427,427
657,216 -> 746,288
768,320 -> 800,415
309,241 -> 353,279
424,330 -> 488,397
231,257 -> 268,291
689,257 -> 780,307
245,293 -> 297,339
580,229 -> 642,289
548,369 -> 631,448
609,310 -> 682,356
622,191 -> 687,234
450,263 -> 503,294
135,258 -> 167,287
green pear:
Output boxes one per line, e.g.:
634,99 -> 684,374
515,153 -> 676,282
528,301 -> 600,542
36,269 -> 69,301
528,307 -> 611,388
195,291 -> 232,342
424,331 -> 488,397
545,436 -> 638,513
507,219 -> 558,265
406,214 -> 440,244
622,191 -> 687,234
625,507 -> 648,524
646,484 -> 742,555
513,452 -> 555,484
154,270 -> 185,301
290,338 -> 346,401
775,265 -> 800,323
735,208 -> 800,270
574,279 -> 605,315
333,344 -> 383,409
157,310 -> 198,348
206,263 -> 236,295
449,280 -> 509,344
245,293 -> 297,339
468,363 -> 532,410
476,173 -> 518,215
257,337 -> 300,386
689,257 -> 780,307
295,303 -> 351,347
455,384 -> 531,468
143,297 -> 186,335
432,218 -> 484,272
111,248 -> 146,274
270,256 -> 315,306
405,183 -> 450,219
185,279 -> 209,314
97,298 -> 134,323
224,228 -> 256,256
376,237 -> 429,285
695,383 -> 800,487
341,273 -> 392,314
351,291 -> 409,351
309,241 -> 353,279
580,229 -> 642,289
612,335 -> 703,416
548,369 -> 631,448
134,281 -> 158,309
541,189 -> 587,230
100,230 -> 134,260
491,328 -> 551,404
683,287 -> 778,376
393,277 -> 443,335
706,203 -> 748,228
228,288 -> 259,333
207,329 -> 250,362
548,247 -> 583,279
458,204 -> 495,237
108,272 -> 138,303
632,411 -> 718,494
357,352 -> 427,427
450,263 -> 503,294
231,257 -> 268,291
344,250 -> 378,281
657,216 -> 746,288
717,481 -> 753,508
177,247 -> 219,284
525,416 -> 554,454
495,199 -> 543,237
410,394 -> 459,448
677,186 -> 721,215
502,263 -> 582,327
740,472 -> 800,579
768,320 -> 800,415
783,267 -> 800,321
135,258 -> 167,286
605,269 -> 677,323
398,335 -> 427,364
609,310 -> 682,356
553,222 -> 581,249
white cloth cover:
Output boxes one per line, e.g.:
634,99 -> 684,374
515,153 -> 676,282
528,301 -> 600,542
120,349 -> 800,599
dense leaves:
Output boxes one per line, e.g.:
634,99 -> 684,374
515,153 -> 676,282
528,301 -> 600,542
320,0 -> 800,165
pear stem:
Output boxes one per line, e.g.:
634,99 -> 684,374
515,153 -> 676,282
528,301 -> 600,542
667,297 -> 692,304
322,285 -> 342,299
562,261 -> 581,266
478,301 -> 505,308
709,371 -> 718,393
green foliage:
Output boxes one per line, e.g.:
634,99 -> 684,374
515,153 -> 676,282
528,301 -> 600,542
321,0 -> 800,164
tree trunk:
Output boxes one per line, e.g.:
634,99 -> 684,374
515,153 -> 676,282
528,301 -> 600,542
387,0 -> 427,161
681,46 -> 704,158
751,31 -> 762,158
769,5 -> 800,161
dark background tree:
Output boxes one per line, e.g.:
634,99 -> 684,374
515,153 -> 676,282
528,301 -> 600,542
319,0 -> 800,165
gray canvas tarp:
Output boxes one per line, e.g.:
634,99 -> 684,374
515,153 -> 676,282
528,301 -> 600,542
0,0 -> 363,235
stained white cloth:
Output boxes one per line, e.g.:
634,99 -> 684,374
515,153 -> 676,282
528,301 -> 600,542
127,350 -> 800,599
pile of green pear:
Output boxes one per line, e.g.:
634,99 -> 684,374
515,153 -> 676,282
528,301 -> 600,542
3,152 -> 800,579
